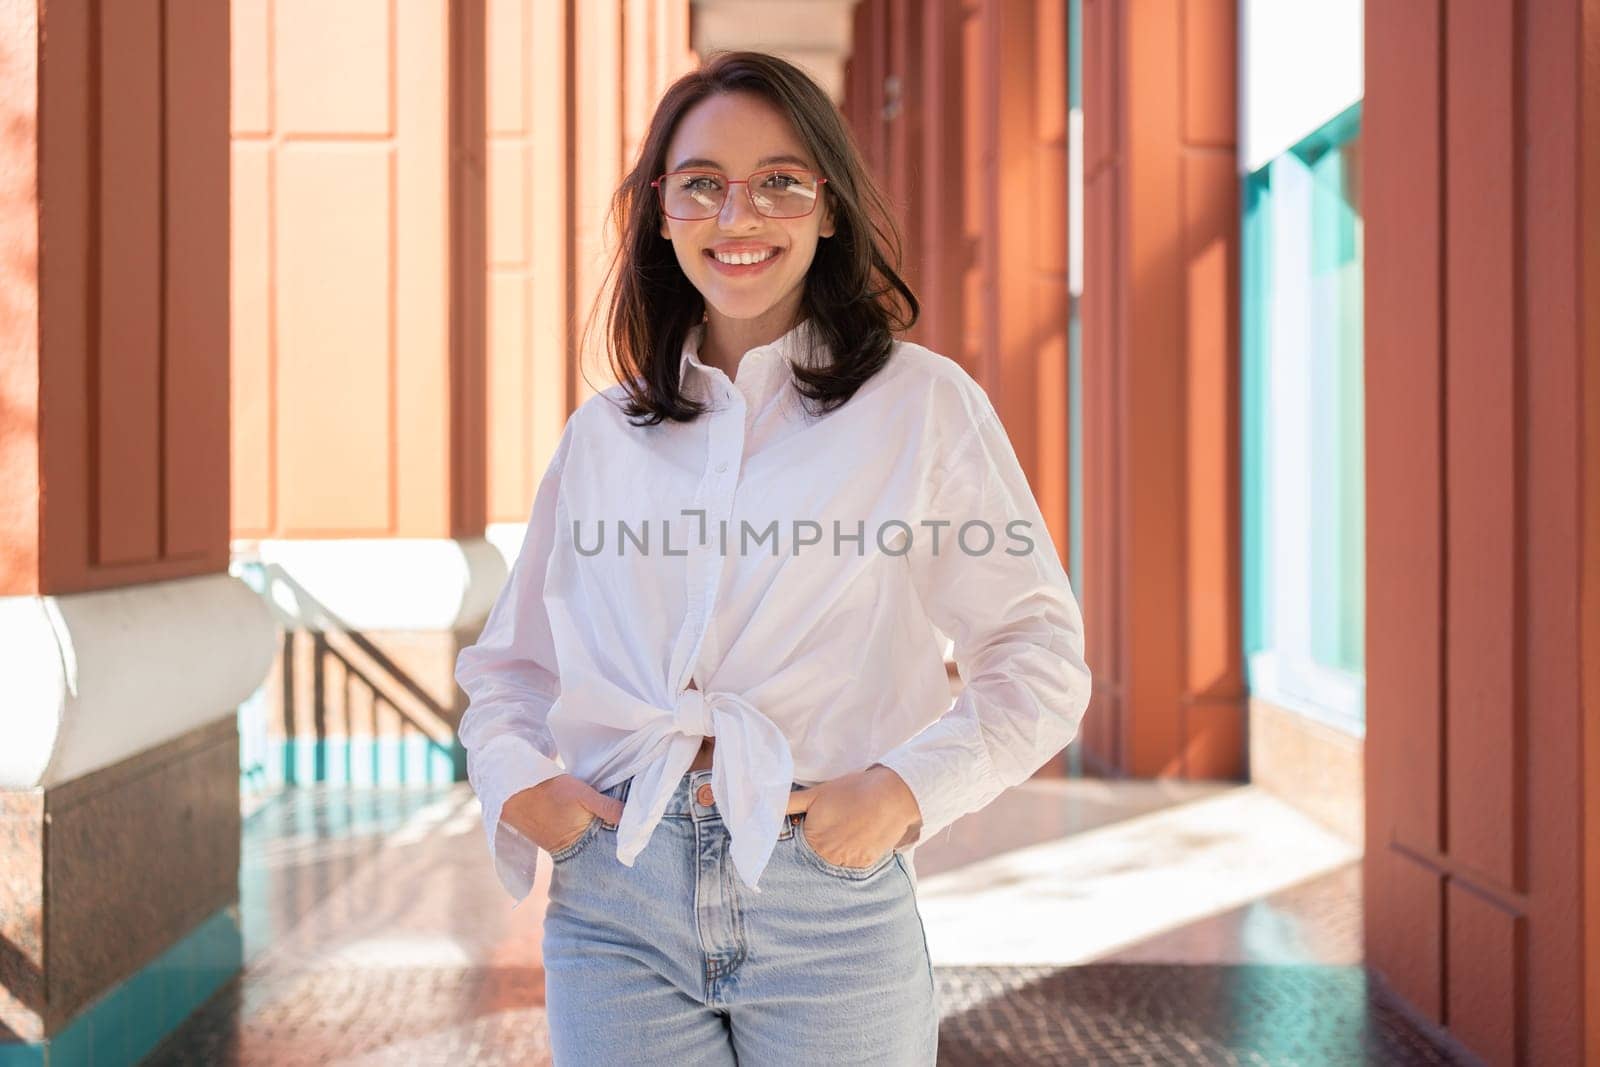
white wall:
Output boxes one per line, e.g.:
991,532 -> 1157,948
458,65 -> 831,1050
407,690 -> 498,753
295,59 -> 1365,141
1239,0 -> 1364,173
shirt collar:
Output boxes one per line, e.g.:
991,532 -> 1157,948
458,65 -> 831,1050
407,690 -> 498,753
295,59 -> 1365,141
678,317 -> 830,405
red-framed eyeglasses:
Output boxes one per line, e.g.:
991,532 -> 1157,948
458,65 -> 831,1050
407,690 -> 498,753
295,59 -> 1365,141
652,168 -> 829,221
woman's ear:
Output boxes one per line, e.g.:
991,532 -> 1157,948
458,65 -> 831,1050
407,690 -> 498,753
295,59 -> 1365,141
819,195 -> 836,240
660,217 -> 673,240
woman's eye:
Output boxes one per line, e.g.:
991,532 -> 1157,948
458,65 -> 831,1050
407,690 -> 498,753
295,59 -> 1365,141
681,175 -> 723,192
761,172 -> 802,189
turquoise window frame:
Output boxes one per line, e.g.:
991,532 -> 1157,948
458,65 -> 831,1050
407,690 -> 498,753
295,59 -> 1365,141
1241,100 -> 1366,735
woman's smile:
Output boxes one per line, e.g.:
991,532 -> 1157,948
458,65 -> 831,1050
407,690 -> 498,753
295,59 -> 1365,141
705,244 -> 784,276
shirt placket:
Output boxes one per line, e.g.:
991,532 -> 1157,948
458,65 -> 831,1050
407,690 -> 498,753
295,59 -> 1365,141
676,373 -> 747,693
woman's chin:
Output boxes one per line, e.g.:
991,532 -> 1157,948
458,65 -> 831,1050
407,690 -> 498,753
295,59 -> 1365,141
701,294 -> 788,322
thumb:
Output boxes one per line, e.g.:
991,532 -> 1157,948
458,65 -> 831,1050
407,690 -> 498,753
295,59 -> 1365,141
579,786 -> 626,826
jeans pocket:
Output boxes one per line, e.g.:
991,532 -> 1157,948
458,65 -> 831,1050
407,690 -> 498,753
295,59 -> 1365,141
793,815 -> 895,880
551,778 -> 628,865
548,815 -> 601,864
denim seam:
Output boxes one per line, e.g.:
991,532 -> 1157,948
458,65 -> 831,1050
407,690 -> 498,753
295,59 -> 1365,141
895,853 -> 937,1004
725,853 -> 748,971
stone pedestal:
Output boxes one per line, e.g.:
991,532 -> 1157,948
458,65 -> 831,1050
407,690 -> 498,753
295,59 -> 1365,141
0,576 -> 274,1060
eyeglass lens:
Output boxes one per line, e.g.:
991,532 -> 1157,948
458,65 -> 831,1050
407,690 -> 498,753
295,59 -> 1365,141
659,170 -> 821,220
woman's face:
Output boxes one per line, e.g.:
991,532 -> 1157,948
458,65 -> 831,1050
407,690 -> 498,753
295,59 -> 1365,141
658,91 -> 836,325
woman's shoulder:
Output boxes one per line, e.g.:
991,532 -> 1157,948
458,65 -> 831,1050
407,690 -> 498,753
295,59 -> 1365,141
881,337 -> 998,425
567,381 -> 652,435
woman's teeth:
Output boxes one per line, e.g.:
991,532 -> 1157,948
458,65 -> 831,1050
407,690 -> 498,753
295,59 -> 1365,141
712,248 -> 778,265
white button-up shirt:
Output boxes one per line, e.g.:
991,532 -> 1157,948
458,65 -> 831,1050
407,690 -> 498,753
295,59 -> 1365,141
455,317 -> 1091,909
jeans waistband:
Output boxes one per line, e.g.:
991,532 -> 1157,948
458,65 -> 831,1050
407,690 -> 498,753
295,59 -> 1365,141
601,768 -> 811,820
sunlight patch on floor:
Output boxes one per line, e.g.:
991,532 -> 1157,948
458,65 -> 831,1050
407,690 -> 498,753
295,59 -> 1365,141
915,785 -> 1361,966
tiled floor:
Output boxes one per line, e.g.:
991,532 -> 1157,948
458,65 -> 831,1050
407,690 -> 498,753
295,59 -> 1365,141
142,780 -> 1474,1066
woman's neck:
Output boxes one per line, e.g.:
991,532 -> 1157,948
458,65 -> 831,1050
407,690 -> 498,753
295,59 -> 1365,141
700,295 -> 805,380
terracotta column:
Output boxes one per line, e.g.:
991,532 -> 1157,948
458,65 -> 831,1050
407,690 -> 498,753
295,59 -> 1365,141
1078,0 -> 1244,779
1364,1 -> 1599,1061
0,1 -> 273,1058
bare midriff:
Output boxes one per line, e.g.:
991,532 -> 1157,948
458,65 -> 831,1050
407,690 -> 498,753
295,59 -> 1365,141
686,677 -> 716,771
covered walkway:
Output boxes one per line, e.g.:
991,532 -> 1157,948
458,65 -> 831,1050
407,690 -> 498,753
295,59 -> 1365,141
141,780 -> 1465,1065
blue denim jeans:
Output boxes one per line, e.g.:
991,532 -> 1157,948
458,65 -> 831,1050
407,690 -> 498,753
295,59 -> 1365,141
541,768 -> 940,1065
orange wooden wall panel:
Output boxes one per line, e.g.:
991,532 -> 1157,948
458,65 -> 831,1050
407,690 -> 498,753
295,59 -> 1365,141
3,0 -> 231,596
1178,7 -> 1242,778
486,0 -> 536,522
230,0 -> 477,541
482,0 -> 692,528
1122,0 -> 1186,777
230,0 -> 272,535
1363,0 -> 1446,1025
1518,1 -> 1592,1060
97,0 -> 165,567
275,148 -> 394,534
394,0 -> 458,538
165,0 -> 232,561
528,0 -> 579,479
957,0 -> 984,374
1180,0 -> 1233,147
1365,0 -> 1597,1060
572,0 -> 624,408
230,142 -> 272,534
1077,0 -> 1242,780
1443,0 -> 1519,898
483,0 -> 578,525
1181,148 -> 1238,742
1582,0 -> 1600,1054
35,0 -> 95,593
913,0 -> 965,361
979,0 -> 1039,477
448,0 -> 489,540
886,0 -> 923,310
1580,0 -> 1593,1049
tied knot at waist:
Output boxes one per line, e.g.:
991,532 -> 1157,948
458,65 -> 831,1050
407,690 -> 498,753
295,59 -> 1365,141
610,685 -> 796,892
672,686 -> 762,737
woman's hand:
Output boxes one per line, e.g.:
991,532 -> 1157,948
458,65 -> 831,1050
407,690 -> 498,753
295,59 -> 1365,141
502,774 -> 627,855
784,764 -> 923,869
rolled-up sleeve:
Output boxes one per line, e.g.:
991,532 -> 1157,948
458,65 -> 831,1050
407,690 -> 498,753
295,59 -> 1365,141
455,416 -> 575,908
876,399 -> 1093,848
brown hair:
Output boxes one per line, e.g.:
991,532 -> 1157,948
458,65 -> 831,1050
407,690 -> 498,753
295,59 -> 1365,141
585,50 -> 919,426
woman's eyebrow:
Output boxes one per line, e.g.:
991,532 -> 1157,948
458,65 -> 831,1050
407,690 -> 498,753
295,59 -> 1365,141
670,153 -> 812,171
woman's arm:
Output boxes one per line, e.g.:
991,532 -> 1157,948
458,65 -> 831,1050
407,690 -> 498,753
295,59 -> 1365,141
873,401 -> 1093,849
455,415 -> 575,906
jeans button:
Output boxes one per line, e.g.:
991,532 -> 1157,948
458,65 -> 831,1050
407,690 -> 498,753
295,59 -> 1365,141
695,783 -> 715,806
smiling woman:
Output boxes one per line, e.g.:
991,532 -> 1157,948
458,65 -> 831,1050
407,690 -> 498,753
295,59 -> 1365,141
587,51 -> 918,427
454,48 -> 1091,1067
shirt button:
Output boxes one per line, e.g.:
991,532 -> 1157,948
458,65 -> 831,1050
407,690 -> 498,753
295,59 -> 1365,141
696,783 -> 715,806
714,462 -> 728,473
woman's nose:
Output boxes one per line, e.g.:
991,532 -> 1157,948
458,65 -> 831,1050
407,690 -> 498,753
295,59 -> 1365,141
718,185 -> 762,229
